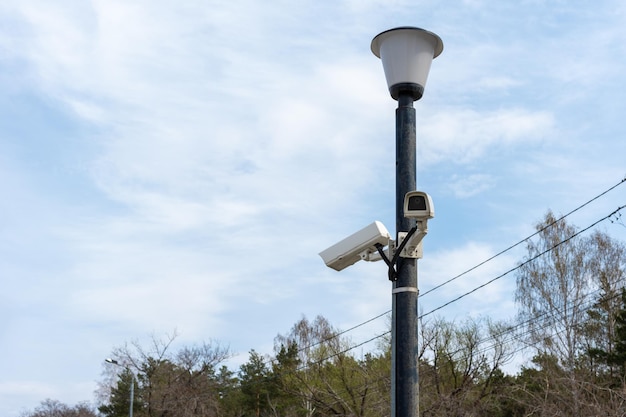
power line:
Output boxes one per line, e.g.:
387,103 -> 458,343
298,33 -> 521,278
231,277 -> 625,415
293,201 -> 624,374
295,330 -> 390,372
292,310 -> 389,356
317,203 -> 626,367
420,176 -> 626,299
252,244 -> 626,416
291,177 -> 626,359
419,205 -> 626,319
258,288 -> 620,417
435,285 -> 619,367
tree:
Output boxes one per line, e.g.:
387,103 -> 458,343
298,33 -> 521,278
98,368 -> 140,417
582,231 -> 626,381
418,316 -> 514,416
239,350 -> 272,417
273,315 -> 340,417
515,211 -> 590,370
273,315 -> 389,417
99,332 -> 232,417
274,315 -> 341,370
611,289 -> 626,372
268,342 -> 302,417
594,287 -> 626,386
20,399 -> 98,417
514,211 -> 626,416
215,365 -> 244,417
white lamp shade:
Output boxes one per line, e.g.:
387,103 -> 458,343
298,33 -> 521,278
371,27 -> 443,100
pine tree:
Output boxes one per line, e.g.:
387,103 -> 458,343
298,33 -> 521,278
98,369 -> 140,417
609,288 -> 626,381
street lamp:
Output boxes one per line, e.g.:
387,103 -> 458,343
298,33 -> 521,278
105,358 -> 135,417
371,27 -> 443,417
318,24 -> 442,417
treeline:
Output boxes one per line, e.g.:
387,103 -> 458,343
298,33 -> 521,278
22,211 -> 626,417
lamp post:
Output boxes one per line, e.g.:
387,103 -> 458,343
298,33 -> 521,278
105,358 -> 135,417
371,27 -> 443,417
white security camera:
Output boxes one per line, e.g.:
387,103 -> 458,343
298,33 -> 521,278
397,191 -> 435,259
319,221 -> 391,271
403,191 -> 434,220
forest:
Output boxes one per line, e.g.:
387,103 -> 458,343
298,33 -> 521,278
22,211 -> 626,417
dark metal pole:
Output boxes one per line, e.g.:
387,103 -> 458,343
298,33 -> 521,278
393,92 -> 418,417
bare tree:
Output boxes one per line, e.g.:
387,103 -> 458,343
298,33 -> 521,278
273,315 -> 340,417
516,211 -> 590,370
419,316 -> 514,416
273,315 -> 389,417
99,332 -> 232,417
20,399 -> 98,417
514,211 -> 626,416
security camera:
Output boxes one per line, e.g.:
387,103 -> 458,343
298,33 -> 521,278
404,191 -> 434,220
319,221 -> 391,271
396,191 -> 434,259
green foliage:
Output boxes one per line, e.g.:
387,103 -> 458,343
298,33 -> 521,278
239,350 -> 273,417
269,342 -> 303,417
610,288 -> 626,374
215,365 -> 243,417
98,368 -> 140,417
589,287 -> 626,384
418,316 -> 515,417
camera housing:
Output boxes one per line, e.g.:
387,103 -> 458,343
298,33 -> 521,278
398,191 -> 435,258
404,191 -> 434,220
319,221 -> 391,271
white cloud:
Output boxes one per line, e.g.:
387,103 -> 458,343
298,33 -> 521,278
476,76 -> 522,90
419,241 -> 519,320
419,107 -> 555,166
447,173 -> 495,198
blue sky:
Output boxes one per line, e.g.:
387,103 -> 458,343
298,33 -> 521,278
2,0 -> 626,415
